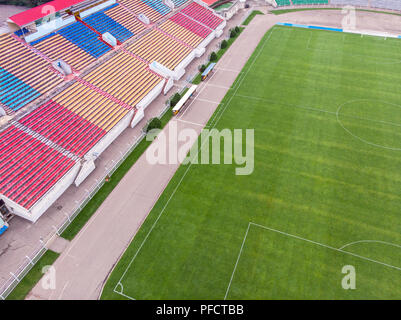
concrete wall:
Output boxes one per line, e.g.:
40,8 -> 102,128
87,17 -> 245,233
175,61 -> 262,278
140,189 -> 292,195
27,162 -> 80,222
137,80 -> 165,109
84,110 -> 134,161
74,159 -> 96,186
25,15 -> 76,43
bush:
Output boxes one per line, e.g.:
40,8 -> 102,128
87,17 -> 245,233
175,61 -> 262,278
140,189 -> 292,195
200,64 -> 206,72
220,40 -> 228,49
230,29 -> 237,38
210,52 -> 218,62
170,92 -> 181,107
146,117 -> 162,132
235,26 -> 240,33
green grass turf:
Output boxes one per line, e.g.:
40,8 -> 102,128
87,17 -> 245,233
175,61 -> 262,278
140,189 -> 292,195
6,250 -> 59,300
101,26 -> 401,299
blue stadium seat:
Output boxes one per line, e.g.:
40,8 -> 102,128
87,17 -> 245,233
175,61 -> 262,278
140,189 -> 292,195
140,0 -> 171,15
0,66 -> 40,111
58,22 -> 111,58
83,11 -> 134,43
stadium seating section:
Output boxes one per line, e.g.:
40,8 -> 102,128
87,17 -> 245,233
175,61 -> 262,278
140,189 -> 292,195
0,125 -> 77,209
169,12 -> 212,39
159,19 -> 203,47
0,34 -> 63,112
275,0 -> 291,5
126,29 -> 192,69
172,0 -> 190,7
0,0 -> 225,211
83,4 -> 134,43
18,80 -> 131,157
119,0 -> 163,23
32,33 -> 96,71
104,4 -> 147,35
83,51 -> 163,107
140,0 -> 171,15
181,2 -> 223,29
58,21 -> 111,58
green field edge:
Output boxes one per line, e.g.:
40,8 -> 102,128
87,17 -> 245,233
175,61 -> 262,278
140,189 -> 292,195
100,25 -> 278,300
270,7 -> 401,17
6,250 -> 59,300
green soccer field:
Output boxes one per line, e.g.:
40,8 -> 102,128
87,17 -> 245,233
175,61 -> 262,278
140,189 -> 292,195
102,26 -> 401,299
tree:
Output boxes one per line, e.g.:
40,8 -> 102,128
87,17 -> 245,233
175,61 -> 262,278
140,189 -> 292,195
170,93 -> 181,107
220,40 -> 227,49
210,52 -> 217,62
230,29 -> 237,38
146,117 -> 162,132
200,64 -> 206,72
235,26 -> 240,34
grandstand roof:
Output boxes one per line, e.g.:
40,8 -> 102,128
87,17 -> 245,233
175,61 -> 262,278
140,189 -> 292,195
8,0 -> 87,26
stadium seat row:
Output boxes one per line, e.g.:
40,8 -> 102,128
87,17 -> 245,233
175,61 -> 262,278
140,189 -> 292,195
0,34 -> 63,111
180,2 -> 223,30
82,51 -> 163,107
126,29 -> 192,70
83,10 -> 134,43
158,19 -> 203,47
169,12 -> 212,39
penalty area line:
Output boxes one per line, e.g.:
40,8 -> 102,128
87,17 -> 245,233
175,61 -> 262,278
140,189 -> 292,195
224,222 -> 401,299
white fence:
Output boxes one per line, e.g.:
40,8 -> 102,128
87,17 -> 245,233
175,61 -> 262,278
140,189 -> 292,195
0,105 -> 171,300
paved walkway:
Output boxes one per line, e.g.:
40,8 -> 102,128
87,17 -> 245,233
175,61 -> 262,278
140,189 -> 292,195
27,9 -> 401,299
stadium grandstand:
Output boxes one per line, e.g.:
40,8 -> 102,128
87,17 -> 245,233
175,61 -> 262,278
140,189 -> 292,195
0,0 -> 225,222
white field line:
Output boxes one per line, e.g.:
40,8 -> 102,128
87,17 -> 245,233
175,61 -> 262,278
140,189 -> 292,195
224,221 -> 401,299
237,94 -> 401,130
305,30 -> 401,64
114,27 -> 278,299
224,223 -> 251,300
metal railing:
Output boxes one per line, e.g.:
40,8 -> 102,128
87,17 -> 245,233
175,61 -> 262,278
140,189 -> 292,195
0,105 -> 171,300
